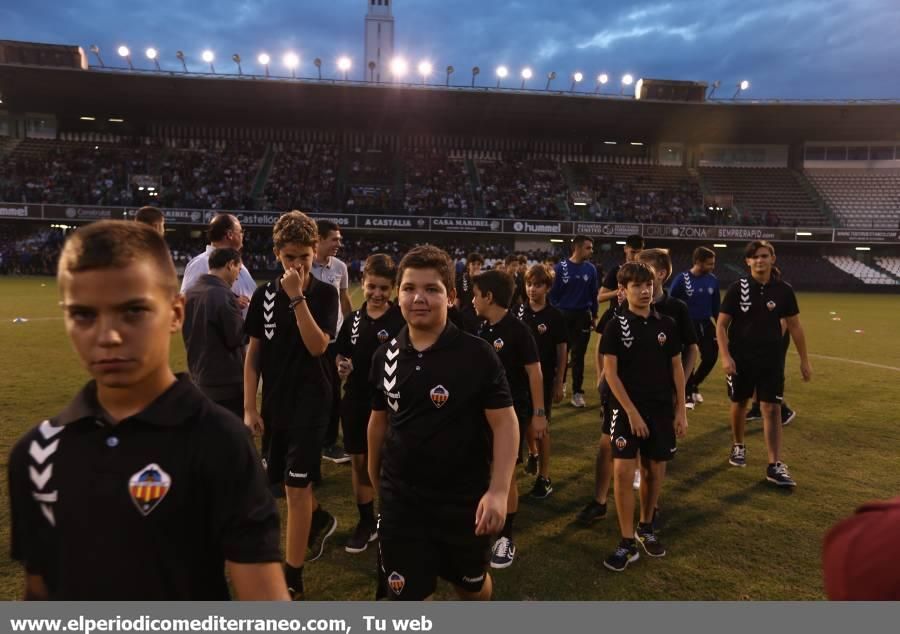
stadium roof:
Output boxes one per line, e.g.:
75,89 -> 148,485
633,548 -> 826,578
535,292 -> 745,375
2,63 -> 900,144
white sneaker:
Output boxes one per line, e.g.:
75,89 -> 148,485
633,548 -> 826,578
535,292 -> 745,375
685,401 -> 695,410
571,392 -> 586,408
633,469 -> 642,490
693,392 -> 704,404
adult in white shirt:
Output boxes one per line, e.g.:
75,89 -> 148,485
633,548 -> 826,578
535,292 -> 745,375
181,213 -> 256,317
311,219 -> 353,464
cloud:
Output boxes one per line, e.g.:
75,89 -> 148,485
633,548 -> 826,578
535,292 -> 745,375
577,23 -> 699,49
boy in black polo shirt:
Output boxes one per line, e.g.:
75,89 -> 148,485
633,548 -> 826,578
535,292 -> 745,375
513,264 -> 566,498
335,254 -> 405,554
244,210 -> 339,599
368,246 -> 518,601
601,262 -> 687,572
717,241 -> 812,487
8,221 -> 286,600
473,270 -> 547,568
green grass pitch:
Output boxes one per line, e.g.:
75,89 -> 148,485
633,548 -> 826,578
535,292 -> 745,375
0,277 -> 897,600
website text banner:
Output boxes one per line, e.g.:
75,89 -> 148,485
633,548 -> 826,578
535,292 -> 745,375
834,229 -> 900,242
1,602 -> 894,634
42,205 -> 129,222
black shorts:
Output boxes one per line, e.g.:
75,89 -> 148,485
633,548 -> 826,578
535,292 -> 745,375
340,392 -> 370,455
514,400 -> 533,463
378,502 -> 490,600
262,408 -> 329,488
608,402 -> 677,462
727,356 -> 785,404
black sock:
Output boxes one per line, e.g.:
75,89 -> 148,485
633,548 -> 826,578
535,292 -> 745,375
284,563 -> 304,596
358,501 -> 375,526
638,521 -> 653,533
594,499 -> 607,509
768,462 -> 776,468
501,512 -> 517,539
622,537 -> 636,547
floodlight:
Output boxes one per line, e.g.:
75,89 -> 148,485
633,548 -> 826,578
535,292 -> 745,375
390,57 -> 408,79
418,60 -> 433,83
202,50 -> 215,73
338,56 -> 352,80
117,45 -> 133,70
520,67 -> 532,89
283,52 -> 299,78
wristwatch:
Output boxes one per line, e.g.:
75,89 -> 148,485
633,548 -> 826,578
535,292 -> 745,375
288,295 -> 306,310
535,408 -> 546,417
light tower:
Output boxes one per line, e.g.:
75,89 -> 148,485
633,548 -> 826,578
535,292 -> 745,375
364,0 -> 395,82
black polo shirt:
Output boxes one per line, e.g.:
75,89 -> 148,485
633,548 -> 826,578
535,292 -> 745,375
7,375 -> 280,600
476,312 -> 540,407
335,302 -> 406,398
513,302 -> 566,382
245,275 -> 338,428
600,308 -> 682,407
369,321 -> 512,504
652,291 -> 699,352
721,276 -> 799,359
602,264 -> 625,311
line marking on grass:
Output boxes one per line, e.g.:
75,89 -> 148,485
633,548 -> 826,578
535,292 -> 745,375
2,317 -> 64,323
793,351 -> 900,373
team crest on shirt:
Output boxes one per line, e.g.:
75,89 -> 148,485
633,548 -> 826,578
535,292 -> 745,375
128,463 -> 172,516
493,338 -> 505,352
377,329 -> 390,343
657,332 -> 667,346
615,436 -> 627,450
766,300 -> 776,311
583,273 -> 589,281
388,571 -> 406,596
430,385 -> 450,408
537,323 -> 548,335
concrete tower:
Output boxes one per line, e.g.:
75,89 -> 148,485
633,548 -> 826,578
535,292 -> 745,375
364,0 -> 395,82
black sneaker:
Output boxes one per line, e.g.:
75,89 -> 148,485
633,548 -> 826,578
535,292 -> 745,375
635,525 -> 666,557
490,537 -> 516,569
781,405 -> 796,426
746,403 -> 762,421
603,539 -> 640,572
322,445 -> 351,464
529,476 -> 553,499
307,508 -> 338,561
524,453 -> 539,475
576,500 -> 607,525
345,521 -> 378,554
729,443 -> 747,467
766,462 -> 797,487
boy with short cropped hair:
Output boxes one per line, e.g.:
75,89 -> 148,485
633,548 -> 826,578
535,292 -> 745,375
473,269 -> 547,568
335,254 -> 405,554
601,262 -> 687,572
368,246 -> 519,601
244,210 -> 340,599
513,264 -> 566,498
8,220 -> 287,600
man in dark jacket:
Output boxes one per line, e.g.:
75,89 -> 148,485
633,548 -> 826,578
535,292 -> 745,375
182,247 -> 246,416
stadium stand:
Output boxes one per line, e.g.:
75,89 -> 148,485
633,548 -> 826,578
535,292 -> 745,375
805,170 -> 900,229
569,163 -> 707,224
0,224 -> 64,275
698,167 -> 829,227
477,157 -> 570,220
401,149 -> 474,217
261,144 -> 339,213
825,256 -> 900,285
874,257 -> 900,278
